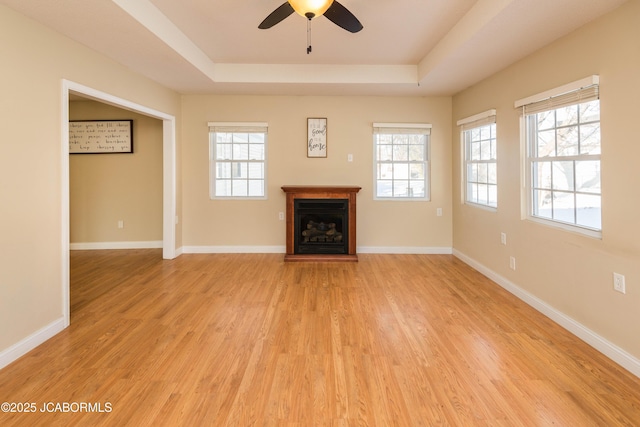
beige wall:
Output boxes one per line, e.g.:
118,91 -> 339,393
0,5 -> 180,354
69,101 -> 163,245
181,95 -> 453,250
452,1 -> 640,359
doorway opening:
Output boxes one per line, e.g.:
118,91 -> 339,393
61,79 -> 177,328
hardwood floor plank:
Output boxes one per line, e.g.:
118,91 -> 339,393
1,251 -> 639,426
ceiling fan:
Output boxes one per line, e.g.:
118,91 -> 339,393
259,0 -> 363,53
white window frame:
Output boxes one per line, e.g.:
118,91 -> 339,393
208,122 -> 268,199
457,110 -> 497,210
372,123 -> 431,201
515,76 -> 601,238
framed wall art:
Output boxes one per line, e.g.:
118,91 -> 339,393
307,117 -> 327,158
69,120 -> 133,154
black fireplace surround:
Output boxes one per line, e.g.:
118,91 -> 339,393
294,198 -> 348,255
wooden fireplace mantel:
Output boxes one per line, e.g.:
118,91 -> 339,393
282,185 -> 361,262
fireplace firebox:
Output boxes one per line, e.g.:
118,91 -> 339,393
282,185 -> 361,261
295,199 -> 348,255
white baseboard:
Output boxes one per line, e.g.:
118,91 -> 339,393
453,249 -> 640,379
358,246 -> 453,254
0,318 -> 66,370
70,240 -> 163,250
180,246 -> 453,255
182,245 -> 286,254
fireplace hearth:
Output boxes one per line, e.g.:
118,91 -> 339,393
282,185 -> 361,261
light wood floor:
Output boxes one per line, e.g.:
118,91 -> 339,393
1,250 -> 639,426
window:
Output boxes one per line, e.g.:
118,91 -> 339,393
373,123 -> 431,200
516,76 -> 601,234
208,122 -> 267,199
458,110 -> 497,208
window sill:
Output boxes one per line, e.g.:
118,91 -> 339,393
373,196 -> 430,202
464,202 -> 497,212
526,215 -> 602,239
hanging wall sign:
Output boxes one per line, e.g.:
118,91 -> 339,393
307,117 -> 327,158
69,120 -> 133,153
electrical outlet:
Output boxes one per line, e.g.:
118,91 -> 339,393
436,208 -> 443,217
613,273 -> 626,294
509,256 -> 516,270
117,220 -> 124,229
278,212 -> 284,221
501,232 -> 507,245
347,154 -> 353,162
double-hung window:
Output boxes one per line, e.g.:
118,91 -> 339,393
209,122 -> 268,199
458,110 -> 497,209
373,123 -> 431,200
516,76 -> 601,235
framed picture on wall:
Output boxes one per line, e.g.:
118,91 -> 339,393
69,120 -> 133,153
307,117 -> 327,158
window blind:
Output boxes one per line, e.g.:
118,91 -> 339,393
457,109 -> 496,131
373,123 -> 431,135
514,76 -> 600,116
521,85 -> 599,116
208,122 -> 268,133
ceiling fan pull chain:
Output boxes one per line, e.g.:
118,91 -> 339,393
307,17 -> 312,54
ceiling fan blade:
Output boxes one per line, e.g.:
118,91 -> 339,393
324,1 -> 363,33
258,2 -> 295,29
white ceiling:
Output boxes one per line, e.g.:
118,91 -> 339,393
1,0 -> 627,96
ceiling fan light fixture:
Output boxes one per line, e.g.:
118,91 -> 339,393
288,0 -> 334,19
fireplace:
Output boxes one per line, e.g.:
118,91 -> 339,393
295,199 -> 348,255
282,185 -> 361,261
